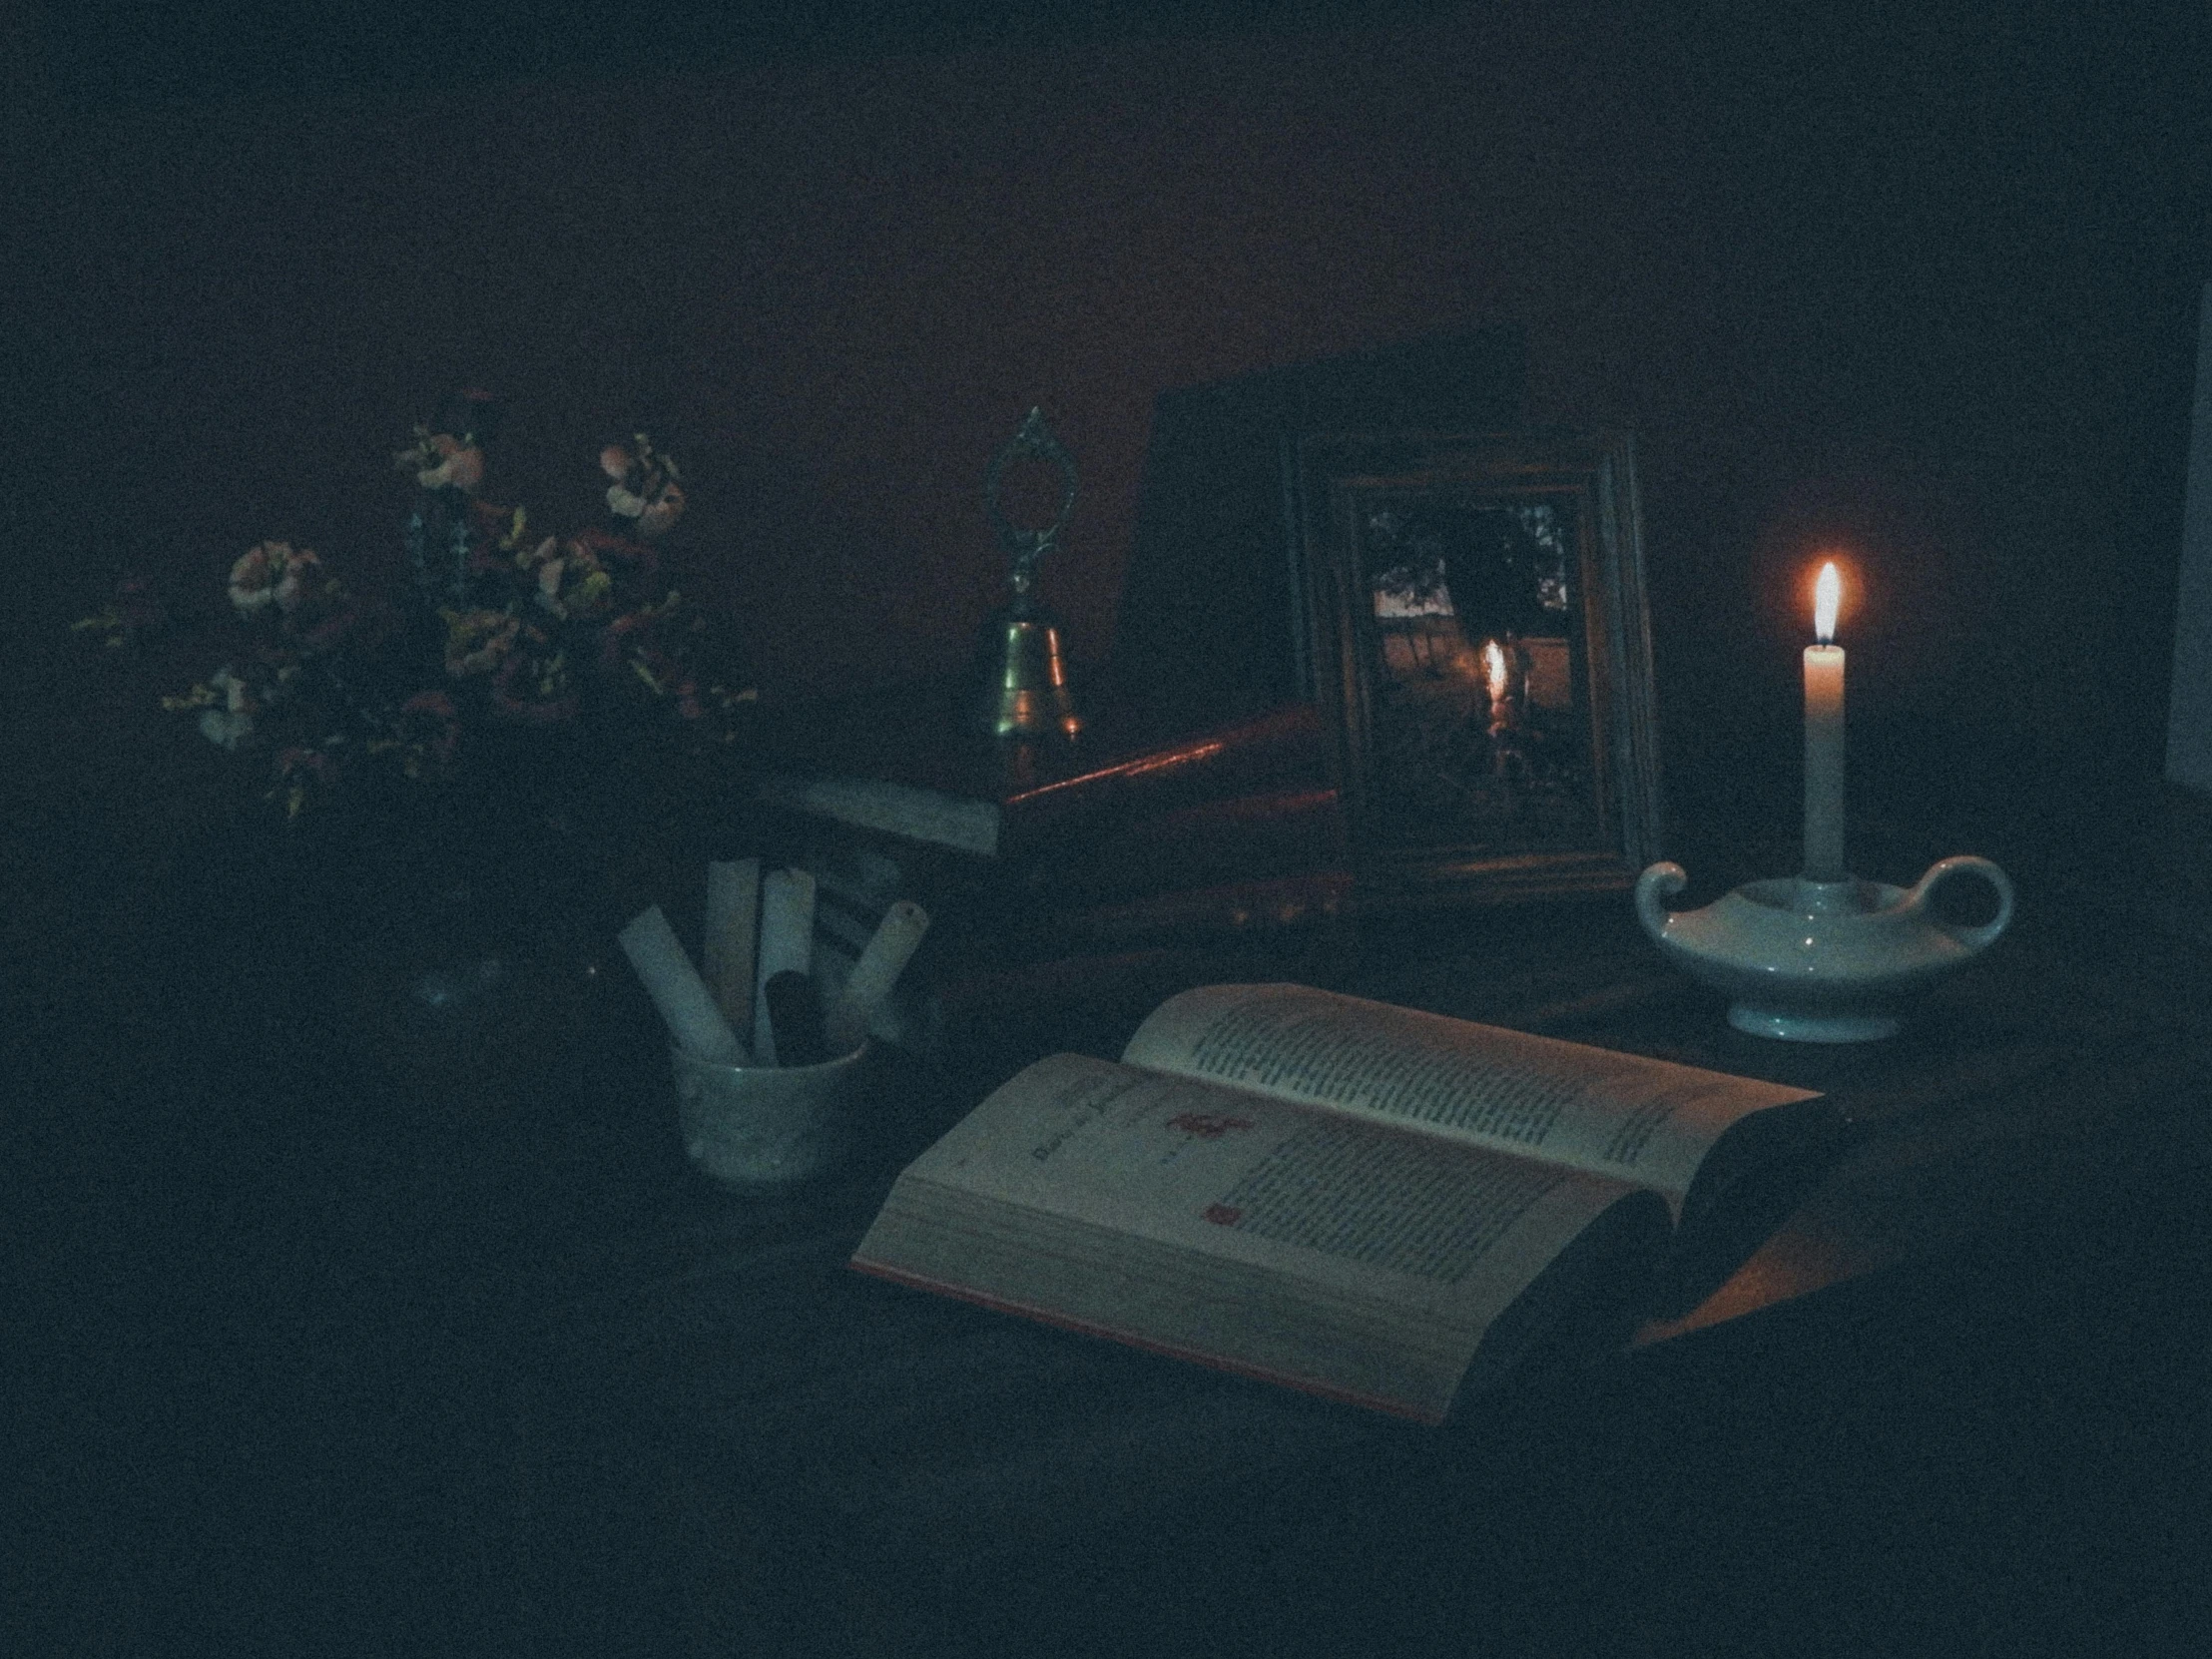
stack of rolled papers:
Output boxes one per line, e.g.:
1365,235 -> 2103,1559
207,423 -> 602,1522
825,899 -> 930,1054
751,867 -> 817,1066
619,868 -> 930,1069
702,856 -> 760,1033
618,904 -> 750,1065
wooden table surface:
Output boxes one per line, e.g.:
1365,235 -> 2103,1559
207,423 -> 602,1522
12,837 -> 2211,1659
509,903 -> 2212,1659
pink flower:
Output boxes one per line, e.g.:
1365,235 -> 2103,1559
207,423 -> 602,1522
229,542 -> 335,618
416,433 -> 484,493
396,423 -> 487,493
600,436 -> 685,539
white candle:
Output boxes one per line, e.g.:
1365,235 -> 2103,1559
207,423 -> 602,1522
1803,561 -> 1847,882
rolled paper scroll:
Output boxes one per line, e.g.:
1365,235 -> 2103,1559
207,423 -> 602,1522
752,867 -> 818,1066
703,858 -> 761,1042
618,904 -> 748,1065
825,899 -> 930,1055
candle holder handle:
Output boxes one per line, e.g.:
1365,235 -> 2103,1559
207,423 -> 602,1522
1634,860 -> 1689,938
1901,854 -> 2015,953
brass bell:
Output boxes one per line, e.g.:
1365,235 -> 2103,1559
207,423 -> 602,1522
977,408 -> 1082,742
980,569 -> 1082,743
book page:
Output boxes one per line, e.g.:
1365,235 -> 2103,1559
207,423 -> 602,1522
1121,984 -> 1819,1216
873,1051 -> 1644,1343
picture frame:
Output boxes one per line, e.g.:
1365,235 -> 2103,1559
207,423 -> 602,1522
1286,428 -> 1662,903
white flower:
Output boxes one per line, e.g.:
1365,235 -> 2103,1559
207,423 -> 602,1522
609,479 -> 685,538
199,707 -> 255,750
528,537 -> 568,609
214,665 -> 255,712
636,482 -> 685,540
602,437 -> 683,536
198,668 -> 257,750
229,541 -> 289,615
229,541 -> 331,617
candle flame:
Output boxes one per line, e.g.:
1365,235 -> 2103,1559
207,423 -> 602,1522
1484,639 -> 1508,700
1814,561 -> 1841,643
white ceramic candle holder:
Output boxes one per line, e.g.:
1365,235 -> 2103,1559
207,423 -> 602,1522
1635,856 -> 2014,1042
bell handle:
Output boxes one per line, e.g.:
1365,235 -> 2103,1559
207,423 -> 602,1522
985,407 -> 1079,580
1904,855 -> 2014,954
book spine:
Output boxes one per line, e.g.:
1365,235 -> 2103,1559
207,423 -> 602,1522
1014,785 -> 1346,908
1047,869 -> 1357,947
998,703 -> 1330,857
773,772 -> 1348,1058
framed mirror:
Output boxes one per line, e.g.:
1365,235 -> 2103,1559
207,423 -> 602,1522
1287,429 -> 1662,903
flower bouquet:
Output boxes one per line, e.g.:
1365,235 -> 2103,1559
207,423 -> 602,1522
86,392 -> 758,980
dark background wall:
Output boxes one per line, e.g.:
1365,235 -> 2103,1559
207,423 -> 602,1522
8,15 -> 2206,1657
8,0 -> 2209,875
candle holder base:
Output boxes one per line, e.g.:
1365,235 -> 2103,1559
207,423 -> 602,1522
1725,1003 -> 1901,1044
1635,858 -> 2014,1043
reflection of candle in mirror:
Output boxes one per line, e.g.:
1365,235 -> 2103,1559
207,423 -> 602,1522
1483,640 -> 1514,736
1803,561 -> 1847,881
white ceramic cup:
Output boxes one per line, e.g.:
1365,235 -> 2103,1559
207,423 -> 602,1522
670,1040 -> 873,1194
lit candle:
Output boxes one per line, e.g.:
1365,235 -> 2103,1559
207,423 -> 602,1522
1803,561 -> 1847,881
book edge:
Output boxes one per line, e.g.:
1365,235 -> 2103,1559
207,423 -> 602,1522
846,1254 -> 1447,1426
760,774 -> 1002,856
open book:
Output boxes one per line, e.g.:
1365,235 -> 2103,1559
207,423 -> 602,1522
851,983 -> 1831,1424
